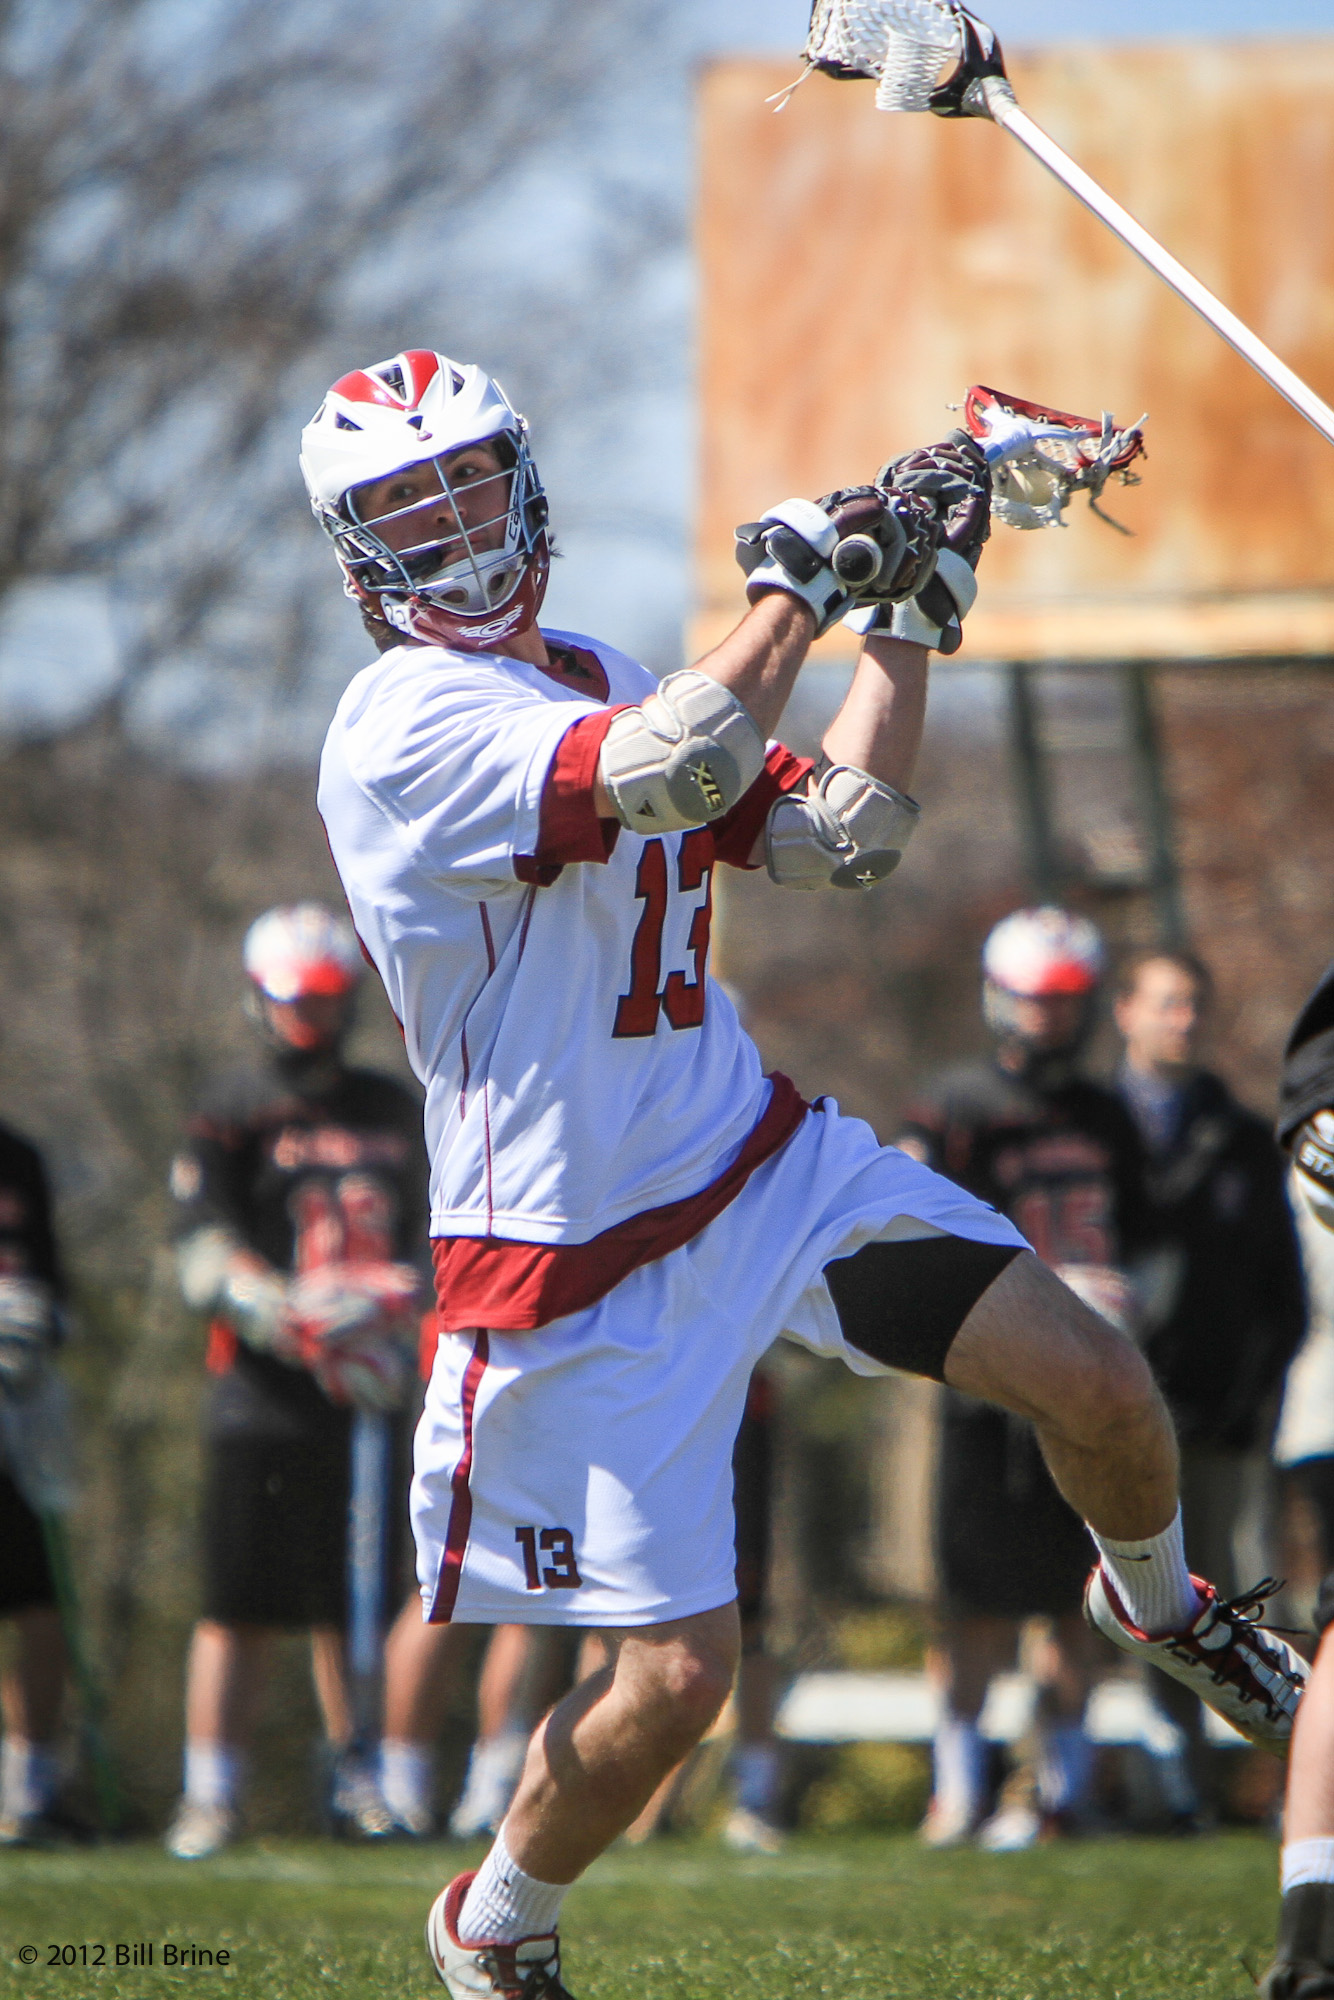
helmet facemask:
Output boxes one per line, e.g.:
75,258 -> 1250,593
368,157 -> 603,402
328,425 -> 549,648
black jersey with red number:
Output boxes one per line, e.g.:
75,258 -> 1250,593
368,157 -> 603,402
0,1121 -> 62,1294
897,1058 -> 1153,1271
171,1049 -> 428,1441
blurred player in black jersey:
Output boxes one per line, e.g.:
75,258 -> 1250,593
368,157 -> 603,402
897,908 -> 1151,1850
165,904 -> 429,1859
0,1124 -> 79,1845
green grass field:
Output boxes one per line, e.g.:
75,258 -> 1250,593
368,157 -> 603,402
0,1832 -> 1282,2000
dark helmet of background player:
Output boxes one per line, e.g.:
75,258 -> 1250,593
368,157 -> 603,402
242,903 -> 363,1060
981,905 -> 1104,1083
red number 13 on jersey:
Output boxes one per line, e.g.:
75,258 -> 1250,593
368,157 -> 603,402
613,832 -> 713,1039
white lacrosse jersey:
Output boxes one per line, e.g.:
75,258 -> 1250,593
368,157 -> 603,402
317,628 -> 811,1329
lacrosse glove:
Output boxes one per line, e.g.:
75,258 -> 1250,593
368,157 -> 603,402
846,431 -> 992,654
734,487 -> 939,638
285,1263 -> 421,1412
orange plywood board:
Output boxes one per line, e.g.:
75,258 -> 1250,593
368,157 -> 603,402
697,42 -> 1334,659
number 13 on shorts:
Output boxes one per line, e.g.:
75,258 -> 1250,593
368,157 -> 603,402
515,1525 -> 583,1591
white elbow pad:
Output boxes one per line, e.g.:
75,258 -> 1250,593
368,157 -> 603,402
765,761 -> 920,890
599,670 -> 767,833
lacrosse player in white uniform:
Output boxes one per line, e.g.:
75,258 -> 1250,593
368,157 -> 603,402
305,349 -> 1305,2000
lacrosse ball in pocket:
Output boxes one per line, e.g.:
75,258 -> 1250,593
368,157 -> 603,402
994,457 -> 1060,513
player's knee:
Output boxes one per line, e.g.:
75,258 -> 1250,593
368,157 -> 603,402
1057,1313 -> 1159,1449
643,1636 -> 737,1749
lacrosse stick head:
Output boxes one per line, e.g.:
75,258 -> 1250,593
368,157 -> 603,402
801,0 -> 1007,117
963,385 -> 1147,531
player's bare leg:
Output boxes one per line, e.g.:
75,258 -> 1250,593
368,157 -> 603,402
379,1603 -> 470,1834
1286,1630 -> 1334,1844
923,1615 -> 1013,1845
426,1605 -> 738,1984
503,1604 -> 739,1881
945,1251 -> 1178,1538
309,1625 -> 356,1747
307,1623 -> 394,1839
0,1607 -> 69,1837
1260,1628 -> 1334,2000
183,1620 -> 270,1748
1,1605 -> 66,1742
443,1626 -> 563,1840
944,1252 -> 1305,1745
167,1620 -> 269,1857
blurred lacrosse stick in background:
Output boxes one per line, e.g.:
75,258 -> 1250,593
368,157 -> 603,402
783,1 -> 1334,451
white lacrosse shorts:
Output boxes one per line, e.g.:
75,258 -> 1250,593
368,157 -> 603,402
412,1097 -> 1027,1628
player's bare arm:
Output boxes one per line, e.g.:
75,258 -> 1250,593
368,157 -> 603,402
822,633 -> 928,795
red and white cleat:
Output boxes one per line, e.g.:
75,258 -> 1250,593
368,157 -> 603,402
1085,1568 -> 1306,1752
426,1873 -> 575,2000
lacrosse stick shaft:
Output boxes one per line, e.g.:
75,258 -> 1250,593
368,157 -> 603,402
39,1511 -> 123,1833
347,1409 -> 390,1734
986,89 -> 1334,450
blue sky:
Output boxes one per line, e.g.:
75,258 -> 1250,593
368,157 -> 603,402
696,0 -> 1334,48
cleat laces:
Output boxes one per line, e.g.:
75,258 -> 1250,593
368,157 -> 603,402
474,1949 -> 574,2000
1168,1577 -> 1303,1722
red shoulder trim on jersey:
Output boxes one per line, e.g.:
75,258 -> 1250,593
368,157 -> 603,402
431,1073 -> 808,1331
514,708 -> 627,887
709,744 -> 813,870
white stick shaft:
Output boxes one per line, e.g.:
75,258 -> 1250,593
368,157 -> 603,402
990,93 -> 1334,450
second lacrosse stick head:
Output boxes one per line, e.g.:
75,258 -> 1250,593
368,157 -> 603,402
801,0 -> 1007,117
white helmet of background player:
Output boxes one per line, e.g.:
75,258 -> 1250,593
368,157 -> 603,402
243,904 -> 363,1055
299,349 -> 550,651
981,905 -> 1104,1047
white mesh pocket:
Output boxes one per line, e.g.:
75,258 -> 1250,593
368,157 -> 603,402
804,0 -> 962,109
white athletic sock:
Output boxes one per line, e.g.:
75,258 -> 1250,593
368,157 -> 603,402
457,1827 -> 568,1945
932,1714 -> 986,1822
1,1738 -> 60,1819
183,1740 -> 244,1812
380,1739 -> 434,1824
1091,1507 -> 1203,1636
1283,1839 -> 1334,1891
733,1743 -> 781,1819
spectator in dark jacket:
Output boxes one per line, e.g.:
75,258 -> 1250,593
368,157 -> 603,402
1115,950 -> 1305,1499
1114,947 -> 1305,1815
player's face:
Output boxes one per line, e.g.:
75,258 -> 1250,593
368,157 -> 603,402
1114,960 -> 1203,1071
352,441 -> 511,569
262,992 -> 351,1053
1008,992 -> 1086,1051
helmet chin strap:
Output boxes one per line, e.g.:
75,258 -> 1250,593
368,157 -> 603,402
375,540 -> 550,652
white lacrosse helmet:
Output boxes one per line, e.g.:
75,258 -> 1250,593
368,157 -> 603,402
299,350 -> 550,651
243,904 -> 364,1003
982,905 -> 1104,1043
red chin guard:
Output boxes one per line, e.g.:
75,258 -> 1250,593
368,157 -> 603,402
371,538 -> 550,653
